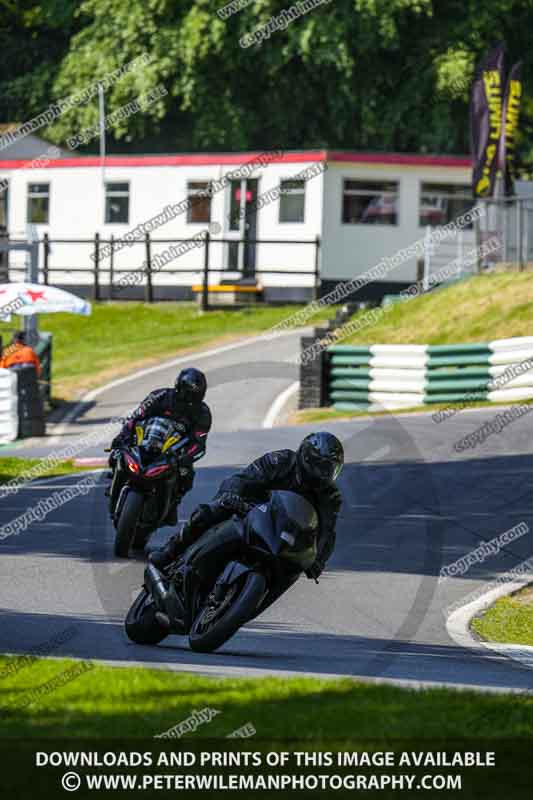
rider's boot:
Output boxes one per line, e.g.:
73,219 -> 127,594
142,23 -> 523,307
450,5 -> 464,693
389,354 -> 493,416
150,504 -> 215,570
163,504 -> 178,526
149,523 -> 193,570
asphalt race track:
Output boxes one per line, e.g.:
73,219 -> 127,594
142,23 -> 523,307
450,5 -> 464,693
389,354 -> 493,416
1,331 -> 533,691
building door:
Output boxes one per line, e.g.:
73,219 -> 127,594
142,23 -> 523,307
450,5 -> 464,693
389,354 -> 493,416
0,185 -> 8,281
227,178 -> 258,278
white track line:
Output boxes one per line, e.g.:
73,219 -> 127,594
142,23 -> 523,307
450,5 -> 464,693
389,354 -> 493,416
446,579 -> 533,671
17,469 -> 105,490
48,329 -> 305,446
6,649 -> 526,691
262,381 -> 300,429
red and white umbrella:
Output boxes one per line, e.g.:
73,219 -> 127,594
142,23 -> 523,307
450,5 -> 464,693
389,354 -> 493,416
0,282 -> 91,320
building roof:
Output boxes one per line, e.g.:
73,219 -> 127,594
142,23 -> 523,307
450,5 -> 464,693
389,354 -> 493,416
0,149 -> 472,170
0,123 -> 72,161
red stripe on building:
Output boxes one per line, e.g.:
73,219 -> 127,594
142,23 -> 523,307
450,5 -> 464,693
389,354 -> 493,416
0,150 -> 328,170
0,150 -> 473,170
328,151 -> 472,168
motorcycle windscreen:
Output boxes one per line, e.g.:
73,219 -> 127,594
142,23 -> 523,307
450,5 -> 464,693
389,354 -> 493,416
139,417 -> 178,452
246,503 -> 281,555
258,491 -> 318,569
272,491 -> 319,570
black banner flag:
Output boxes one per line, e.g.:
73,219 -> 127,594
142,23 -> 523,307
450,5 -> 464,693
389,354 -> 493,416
470,44 -> 506,197
500,61 -> 523,195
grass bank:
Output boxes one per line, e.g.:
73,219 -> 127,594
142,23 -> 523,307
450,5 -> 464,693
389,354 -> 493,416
0,456 -> 95,484
1,656 -> 532,738
343,272 -> 533,346
0,302 -> 333,400
472,585 -> 533,647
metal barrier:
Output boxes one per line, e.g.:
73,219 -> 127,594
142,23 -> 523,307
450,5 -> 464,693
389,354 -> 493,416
5,233 -> 322,311
326,338 -> 533,411
481,197 -> 533,269
13,365 -> 45,438
35,331 -> 52,407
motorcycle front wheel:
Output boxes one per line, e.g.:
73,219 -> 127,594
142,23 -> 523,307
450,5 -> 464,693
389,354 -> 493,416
114,490 -> 144,558
188,571 -> 266,653
125,588 -> 169,645
132,525 -> 152,551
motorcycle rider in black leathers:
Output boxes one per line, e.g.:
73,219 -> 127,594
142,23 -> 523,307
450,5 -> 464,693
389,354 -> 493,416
110,367 -> 212,526
149,432 -> 343,582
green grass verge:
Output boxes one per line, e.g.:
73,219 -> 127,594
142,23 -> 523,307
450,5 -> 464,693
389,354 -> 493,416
0,302 -> 333,400
291,404 -> 443,425
472,586 -> 533,647
290,398 -> 533,425
0,457 -> 95,484
342,272 -> 533,346
1,656 -> 533,738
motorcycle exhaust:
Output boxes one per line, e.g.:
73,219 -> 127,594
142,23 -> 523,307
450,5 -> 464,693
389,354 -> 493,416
144,564 -> 186,633
144,564 -> 169,605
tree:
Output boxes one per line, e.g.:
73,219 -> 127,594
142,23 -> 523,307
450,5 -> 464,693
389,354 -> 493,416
5,0 -> 533,162
0,1 -> 79,123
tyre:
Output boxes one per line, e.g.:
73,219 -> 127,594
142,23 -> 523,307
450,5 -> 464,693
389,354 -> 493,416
189,571 -> 266,653
125,589 -> 169,645
132,526 -> 151,551
109,468 -> 122,516
114,490 -> 144,558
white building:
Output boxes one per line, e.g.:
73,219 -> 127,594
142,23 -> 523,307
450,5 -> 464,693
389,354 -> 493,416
0,149 -> 474,301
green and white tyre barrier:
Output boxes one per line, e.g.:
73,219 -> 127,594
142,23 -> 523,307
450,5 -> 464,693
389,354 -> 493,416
327,338 -> 533,411
0,369 -> 18,442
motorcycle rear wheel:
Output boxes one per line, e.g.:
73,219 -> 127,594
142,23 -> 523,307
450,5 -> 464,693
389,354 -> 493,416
125,589 -> 169,645
189,571 -> 266,653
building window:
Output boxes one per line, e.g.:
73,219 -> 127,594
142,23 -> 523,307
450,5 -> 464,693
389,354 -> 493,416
27,183 -> 49,224
105,182 -> 129,224
187,181 -> 211,224
342,180 -> 398,225
0,179 -> 8,229
419,183 -> 473,227
279,179 -> 305,223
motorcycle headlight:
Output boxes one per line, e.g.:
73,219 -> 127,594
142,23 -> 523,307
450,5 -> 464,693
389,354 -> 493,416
125,454 -> 140,474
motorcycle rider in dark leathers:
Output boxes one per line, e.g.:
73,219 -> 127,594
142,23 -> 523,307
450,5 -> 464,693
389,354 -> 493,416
109,367 -> 212,525
149,432 -> 343,586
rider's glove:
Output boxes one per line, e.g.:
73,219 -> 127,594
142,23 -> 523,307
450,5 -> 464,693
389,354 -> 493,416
177,454 -> 194,486
111,434 -> 128,450
305,561 -> 322,580
179,453 -> 194,470
187,504 -> 215,535
217,492 -> 252,516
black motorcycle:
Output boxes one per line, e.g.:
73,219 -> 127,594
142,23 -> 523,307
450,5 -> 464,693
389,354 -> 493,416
108,417 -> 191,558
125,490 -> 319,653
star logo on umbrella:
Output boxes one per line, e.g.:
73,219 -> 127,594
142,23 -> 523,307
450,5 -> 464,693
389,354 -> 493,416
25,289 -> 46,302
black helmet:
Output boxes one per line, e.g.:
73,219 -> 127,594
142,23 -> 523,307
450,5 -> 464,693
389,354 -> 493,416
297,431 -> 344,486
175,367 -> 207,405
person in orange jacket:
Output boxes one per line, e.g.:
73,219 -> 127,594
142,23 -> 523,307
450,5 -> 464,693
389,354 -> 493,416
0,331 -> 42,376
